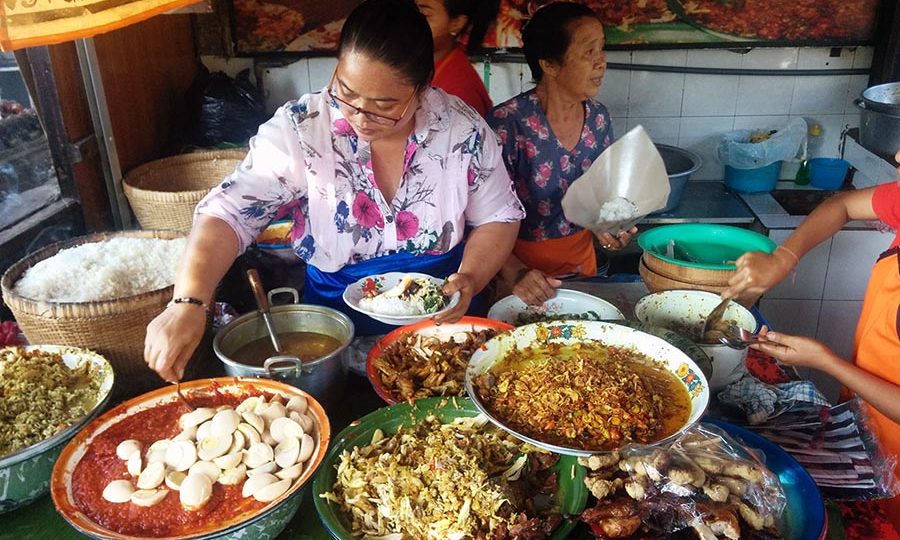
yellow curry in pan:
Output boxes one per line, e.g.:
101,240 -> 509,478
473,341 -> 691,451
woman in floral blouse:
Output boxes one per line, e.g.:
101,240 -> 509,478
144,0 -> 523,383
489,2 -> 634,306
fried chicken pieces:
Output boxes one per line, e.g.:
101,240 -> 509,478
578,429 -> 784,539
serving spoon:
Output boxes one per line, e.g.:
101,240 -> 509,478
700,297 -> 731,343
718,325 -> 767,349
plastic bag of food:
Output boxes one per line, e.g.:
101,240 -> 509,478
717,117 -> 807,169
579,423 -> 786,539
562,125 -> 670,235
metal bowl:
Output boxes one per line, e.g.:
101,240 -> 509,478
465,320 -> 710,457
0,346 -> 114,514
50,377 -> 330,540
214,298 -> 354,408
651,144 -> 702,214
861,81 -> 900,115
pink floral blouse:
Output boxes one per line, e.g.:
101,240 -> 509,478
196,87 -> 524,272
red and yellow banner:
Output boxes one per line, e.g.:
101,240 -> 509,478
0,0 -> 200,51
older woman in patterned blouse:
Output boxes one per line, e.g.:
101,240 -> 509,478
144,0 -> 523,383
490,2 -> 635,306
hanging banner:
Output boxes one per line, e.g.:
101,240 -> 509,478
0,0 -> 201,51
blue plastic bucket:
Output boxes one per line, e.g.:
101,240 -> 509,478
809,158 -> 850,190
724,161 -> 781,193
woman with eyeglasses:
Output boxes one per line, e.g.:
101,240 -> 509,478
489,2 -> 636,306
143,0 -> 523,383
415,0 -> 498,117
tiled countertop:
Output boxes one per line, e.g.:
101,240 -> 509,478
640,180 -> 755,225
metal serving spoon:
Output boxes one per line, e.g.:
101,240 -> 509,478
700,297 -> 731,342
719,325 -> 767,349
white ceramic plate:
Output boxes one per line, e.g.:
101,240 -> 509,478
465,320 -> 710,457
342,272 -> 460,326
487,289 -> 625,326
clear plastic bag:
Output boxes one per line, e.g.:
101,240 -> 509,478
579,424 -> 786,539
562,125 -> 670,235
717,117 -> 807,169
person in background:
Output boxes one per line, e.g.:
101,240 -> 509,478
416,0 -> 497,117
144,0 -> 523,383
488,2 -> 634,306
724,149 -> 900,533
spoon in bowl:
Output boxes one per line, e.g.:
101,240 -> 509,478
700,297 -> 731,343
718,325 -> 767,349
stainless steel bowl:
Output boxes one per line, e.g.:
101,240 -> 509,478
213,294 -> 354,407
652,144 -> 702,214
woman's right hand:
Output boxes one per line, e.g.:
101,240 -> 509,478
723,248 -> 796,300
144,304 -> 207,383
513,269 -> 562,306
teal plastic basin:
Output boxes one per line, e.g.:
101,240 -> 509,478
638,224 -> 776,270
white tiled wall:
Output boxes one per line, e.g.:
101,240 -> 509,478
208,45 -> 872,182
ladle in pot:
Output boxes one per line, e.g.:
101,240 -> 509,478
246,269 -> 304,376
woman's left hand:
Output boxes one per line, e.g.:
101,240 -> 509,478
596,226 -> 637,251
435,272 -> 476,323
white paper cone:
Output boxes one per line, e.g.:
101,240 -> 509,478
561,125 -> 670,234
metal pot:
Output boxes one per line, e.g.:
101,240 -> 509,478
861,81 -> 900,115
213,288 -> 354,407
856,98 -> 900,162
651,144 -> 702,214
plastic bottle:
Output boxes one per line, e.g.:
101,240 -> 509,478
795,123 -> 822,186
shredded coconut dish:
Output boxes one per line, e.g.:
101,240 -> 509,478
595,197 -> 639,227
358,275 -> 448,316
13,237 -> 187,303
0,347 -> 101,457
473,341 -> 691,451
322,415 -> 564,539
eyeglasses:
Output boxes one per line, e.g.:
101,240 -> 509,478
327,71 -> 417,127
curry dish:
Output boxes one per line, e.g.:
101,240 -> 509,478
231,331 -> 341,366
474,341 -> 691,451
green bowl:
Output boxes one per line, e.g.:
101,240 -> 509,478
0,346 -> 114,514
312,397 -> 588,539
638,224 -> 776,270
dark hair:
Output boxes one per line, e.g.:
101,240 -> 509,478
339,0 -> 435,88
522,2 -> 598,83
444,0 -> 500,54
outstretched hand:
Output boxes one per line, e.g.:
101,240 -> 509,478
513,268 -> 561,306
749,326 -> 837,370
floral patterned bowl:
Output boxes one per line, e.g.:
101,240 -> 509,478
342,272 -> 460,326
465,320 -> 710,456
0,346 -> 114,514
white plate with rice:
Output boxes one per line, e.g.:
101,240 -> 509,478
342,272 -> 460,326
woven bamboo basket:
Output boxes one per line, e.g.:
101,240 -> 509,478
0,230 -> 207,397
123,149 -> 247,233
641,252 -> 735,286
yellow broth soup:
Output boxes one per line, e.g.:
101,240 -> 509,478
473,341 -> 690,451
231,331 -> 341,366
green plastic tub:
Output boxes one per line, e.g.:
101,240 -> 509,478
638,224 -> 776,270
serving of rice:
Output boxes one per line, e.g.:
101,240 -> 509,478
0,347 -> 101,457
595,196 -> 638,225
13,237 -> 187,303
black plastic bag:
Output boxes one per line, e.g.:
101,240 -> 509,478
187,68 -> 266,147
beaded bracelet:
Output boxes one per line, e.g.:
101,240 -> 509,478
167,297 -> 210,312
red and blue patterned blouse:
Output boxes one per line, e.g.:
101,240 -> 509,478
489,89 -> 613,242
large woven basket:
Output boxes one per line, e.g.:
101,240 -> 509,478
0,230 -> 205,397
123,149 -> 247,233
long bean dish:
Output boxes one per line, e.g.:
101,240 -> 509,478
371,328 -> 503,402
322,414 -> 563,539
473,341 -> 691,451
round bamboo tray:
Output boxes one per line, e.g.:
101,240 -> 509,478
641,252 -> 735,287
123,149 -> 246,233
639,257 -> 728,296
0,230 -> 206,397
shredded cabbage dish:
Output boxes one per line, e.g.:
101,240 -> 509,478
323,414 -> 563,539
473,341 -> 691,451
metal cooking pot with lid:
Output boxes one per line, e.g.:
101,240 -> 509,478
856,98 -> 900,162
213,288 -> 354,408
861,82 -> 900,115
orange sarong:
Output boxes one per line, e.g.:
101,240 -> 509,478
513,229 -> 597,278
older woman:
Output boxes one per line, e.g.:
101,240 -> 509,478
144,0 -> 523,383
489,2 -> 634,305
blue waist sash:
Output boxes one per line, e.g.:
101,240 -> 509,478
303,243 -> 485,336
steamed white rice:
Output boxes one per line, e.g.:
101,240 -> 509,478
358,295 -> 424,316
14,237 -> 187,302
596,197 -> 638,225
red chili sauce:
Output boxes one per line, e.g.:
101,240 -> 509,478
72,387 -> 272,537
